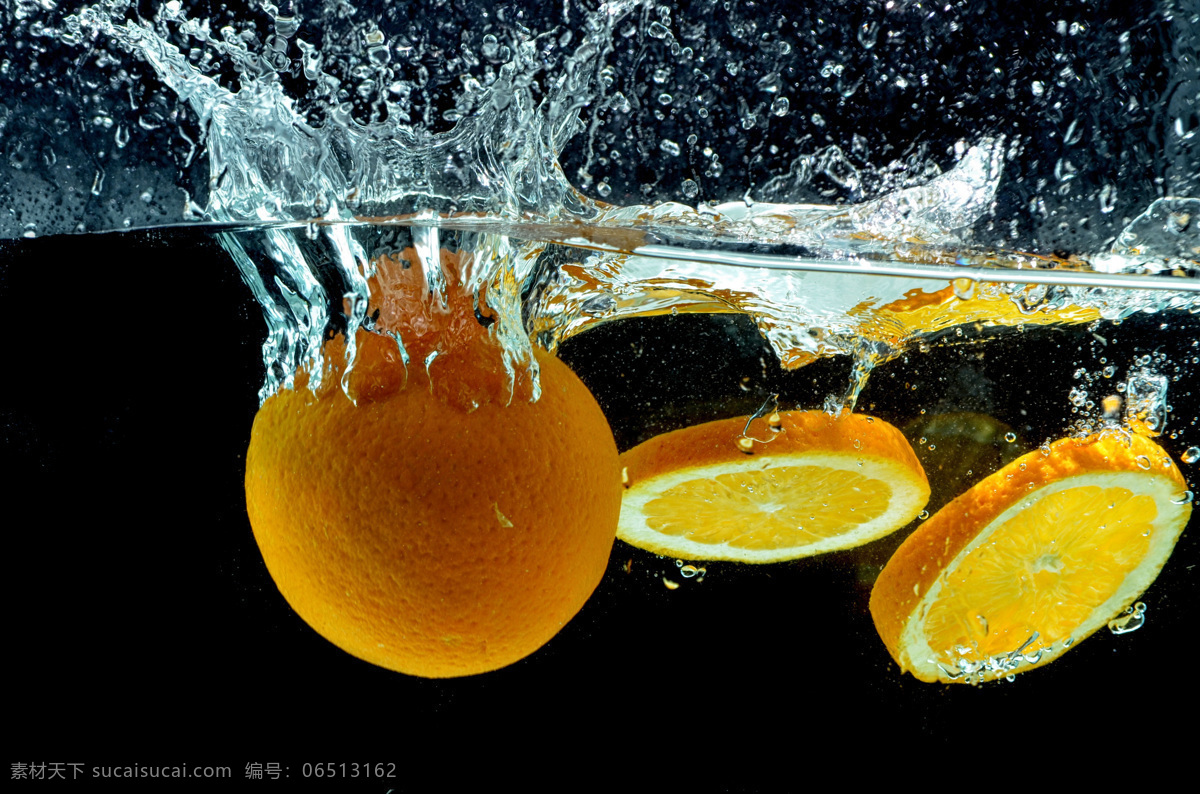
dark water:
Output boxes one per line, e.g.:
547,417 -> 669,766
3,229 -> 1197,783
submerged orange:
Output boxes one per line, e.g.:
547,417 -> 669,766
870,431 -> 1191,683
245,249 -> 622,677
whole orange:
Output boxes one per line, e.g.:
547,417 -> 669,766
245,250 -> 621,677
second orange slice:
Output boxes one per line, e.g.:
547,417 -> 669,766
617,411 -> 930,563
870,431 -> 1192,684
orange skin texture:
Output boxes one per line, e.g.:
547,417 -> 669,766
621,410 -> 926,489
869,431 -> 1187,675
245,255 -> 622,678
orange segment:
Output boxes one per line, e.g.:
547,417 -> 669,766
618,411 -> 930,563
870,431 -> 1191,684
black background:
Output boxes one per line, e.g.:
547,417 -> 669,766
2,0 -> 1199,789
2,229 -> 1197,789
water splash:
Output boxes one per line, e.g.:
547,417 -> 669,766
4,1 -> 1200,403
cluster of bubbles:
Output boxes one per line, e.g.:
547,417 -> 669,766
1059,343 -> 1192,446
936,631 -> 1051,685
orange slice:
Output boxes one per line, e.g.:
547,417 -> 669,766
617,411 -> 930,563
870,431 -> 1192,684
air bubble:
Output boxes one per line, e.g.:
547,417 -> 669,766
1107,602 -> 1147,635
1182,447 -> 1200,464
770,96 -> 789,116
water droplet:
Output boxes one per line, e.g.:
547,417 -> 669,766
857,20 -> 879,49
660,138 -> 680,156
648,21 -> 670,39
1099,183 -> 1117,214
681,179 -> 699,199
367,44 -> 390,67
1031,80 -> 1045,97
480,34 -> 500,60
770,96 -> 789,116
657,92 -> 673,107
1064,119 -> 1083,145
836,71 -> 863,97
1107,602 -> 1147,634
